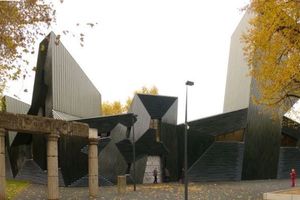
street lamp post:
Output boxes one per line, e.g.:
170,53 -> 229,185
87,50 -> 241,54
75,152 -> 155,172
184,80 -> 194,200
132,115 -> 137,191
133,122 -> 136,191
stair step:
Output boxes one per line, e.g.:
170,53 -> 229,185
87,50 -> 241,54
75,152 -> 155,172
69,174 -> 114,187
277,147 -> 300,179
188,142 -> 244,182
14,159 -> 65,186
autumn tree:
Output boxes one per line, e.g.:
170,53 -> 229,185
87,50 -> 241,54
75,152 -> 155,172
243,0 -> 300,111
0,0 -> 54,94
102,101 -> 125,116
0,0 -> 95,102
101,86 -> 158,116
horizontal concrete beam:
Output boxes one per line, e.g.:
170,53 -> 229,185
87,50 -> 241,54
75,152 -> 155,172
0,112 -> 89,137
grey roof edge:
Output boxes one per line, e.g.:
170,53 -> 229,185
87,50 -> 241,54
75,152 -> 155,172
136,93 -> 178,100
178,108 -> 248,126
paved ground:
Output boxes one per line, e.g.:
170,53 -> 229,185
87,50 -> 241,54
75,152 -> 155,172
15,179 -> 295,200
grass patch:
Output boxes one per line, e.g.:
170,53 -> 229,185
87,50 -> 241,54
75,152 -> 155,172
6,180 -> 29,200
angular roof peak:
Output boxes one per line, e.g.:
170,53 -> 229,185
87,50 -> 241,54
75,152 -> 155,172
137,94 -> 177,119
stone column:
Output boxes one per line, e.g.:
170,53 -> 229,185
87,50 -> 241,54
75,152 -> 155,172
0,129 -> 6,200
47,133 -> 59,200
88,128 -> 99,198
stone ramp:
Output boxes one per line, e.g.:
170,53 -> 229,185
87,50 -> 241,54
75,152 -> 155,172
69,174 -> 114,187
277,147 -> 300,179
14,159 -> 65,186
188,141 -> 244,182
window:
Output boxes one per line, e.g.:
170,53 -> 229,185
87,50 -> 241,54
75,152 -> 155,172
150,119 -> 161,142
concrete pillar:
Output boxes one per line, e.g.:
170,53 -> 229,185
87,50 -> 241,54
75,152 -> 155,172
0,129 -> 6,200
47,133 -> 59,200
88,128 -> 99,198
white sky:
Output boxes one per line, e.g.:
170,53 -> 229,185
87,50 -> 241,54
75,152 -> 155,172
6,0 -> 249,124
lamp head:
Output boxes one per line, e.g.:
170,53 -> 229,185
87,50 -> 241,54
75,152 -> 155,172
185,81 -> 194,86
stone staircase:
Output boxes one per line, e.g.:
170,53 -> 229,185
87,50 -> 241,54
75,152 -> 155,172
277,147 -> 300,179
80,137 -> 111,155
14,159 -> 65,186
69,174 -> 114,187
188,141 -> 244,182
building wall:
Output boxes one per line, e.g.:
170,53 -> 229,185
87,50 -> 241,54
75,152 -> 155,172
161,99 -> 178,125
176,125 -> 215,177
223,12 -> 252,113
242,79 -> 283,180
4,96 -> 31,177
99,124 -> 128,183
128,95 -> 151,141
161,123 -> 178,181
4,96 -> 30,145
30,32 -> 103,182
49,32 -> 101,118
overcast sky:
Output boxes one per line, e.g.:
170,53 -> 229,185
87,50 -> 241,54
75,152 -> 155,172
6,0 -> 249,123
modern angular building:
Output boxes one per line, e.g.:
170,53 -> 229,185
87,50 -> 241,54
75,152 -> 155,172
5,15 -> 300,186
3,32 -> 137,186
221,11 -> 299,181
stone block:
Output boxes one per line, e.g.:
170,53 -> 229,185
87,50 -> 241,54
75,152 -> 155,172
118,176 -> 126,194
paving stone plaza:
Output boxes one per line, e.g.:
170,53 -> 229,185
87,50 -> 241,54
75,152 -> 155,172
14,179 -> 293,200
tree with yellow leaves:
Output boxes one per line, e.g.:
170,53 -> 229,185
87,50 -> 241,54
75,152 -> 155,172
243,0 -> 300,111
101,86 -> 158,116
0,0 -> 54,92
0,0 -> 96,101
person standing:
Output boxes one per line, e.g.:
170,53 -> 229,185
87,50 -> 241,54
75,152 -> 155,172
290,168 -> 297,187
153,168 -> 158,184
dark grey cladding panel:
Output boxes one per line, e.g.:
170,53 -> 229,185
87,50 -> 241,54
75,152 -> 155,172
182,108 -> 248,136
28,36 -> 50,116
137,94 -> 177,119
115,139 -> 145,163
59,135 -> 89,186
282,117 -> 300,140
49,32 -> 101,118
242,79 -> 283,180
115,139 -> 134,163
161,123 -> 178,181
135,129 -> 169,155
176,125 -> 215,178
75,113 -> 136,133
116,129 -> 169,163
9,36 -> 50,170
188,142 -> 244,182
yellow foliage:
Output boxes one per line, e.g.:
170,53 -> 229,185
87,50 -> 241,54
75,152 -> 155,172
134,86 -> 158,95
102,101 -> 126,116
243,0 -> 300,111
0,0 -> 54,95
101,86 -> 159,116
6,180 -> 29,200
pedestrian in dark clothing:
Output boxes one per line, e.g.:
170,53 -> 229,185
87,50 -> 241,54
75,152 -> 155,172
153,168 -> 158,184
